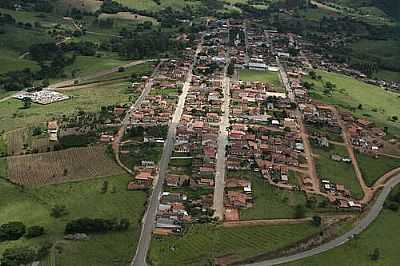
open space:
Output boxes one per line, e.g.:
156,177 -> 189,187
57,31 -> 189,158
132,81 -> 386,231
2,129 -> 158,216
0,174 -> 147,265
6,146 -> 124,186
239,69 -> 283,91
148,223 -> 320,266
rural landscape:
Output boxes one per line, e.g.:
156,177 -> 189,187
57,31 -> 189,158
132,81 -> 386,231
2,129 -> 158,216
0,0 -> 399,266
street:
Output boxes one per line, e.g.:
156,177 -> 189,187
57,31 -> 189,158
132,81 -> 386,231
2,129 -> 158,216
131,40 -> 203,266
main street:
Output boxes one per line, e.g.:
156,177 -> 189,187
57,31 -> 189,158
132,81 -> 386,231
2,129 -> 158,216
213,60 -> 231,220
246,172 -> 400,266
131,40 -> 203,266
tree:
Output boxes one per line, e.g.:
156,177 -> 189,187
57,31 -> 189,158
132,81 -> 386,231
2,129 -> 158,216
312,216 -> 322,227
294,204 -> 306,218
370,248 -> 380,261
0,247 -> 36,266
25,226 -> 45,238
50,205 -> 69,218
22,97 -> 32,109
0,222 -> 26,241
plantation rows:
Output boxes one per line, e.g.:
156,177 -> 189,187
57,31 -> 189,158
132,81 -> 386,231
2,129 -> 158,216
7,146 -> 124,186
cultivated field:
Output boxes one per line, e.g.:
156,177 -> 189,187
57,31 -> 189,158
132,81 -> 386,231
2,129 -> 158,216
7,146 -> 124,186
148,223 -> 320,266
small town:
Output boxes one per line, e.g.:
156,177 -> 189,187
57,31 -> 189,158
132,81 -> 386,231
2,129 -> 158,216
0,0 -> 399,265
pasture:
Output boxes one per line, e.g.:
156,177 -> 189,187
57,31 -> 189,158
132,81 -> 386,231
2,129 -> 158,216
7,146 -> 124,186
313,144 -> 363,199
0,175 -> 147,265
148,223 -> 320,266
304,70 -> 400,136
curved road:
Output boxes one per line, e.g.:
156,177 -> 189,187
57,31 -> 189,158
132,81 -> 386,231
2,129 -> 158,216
245,173 -> 400,266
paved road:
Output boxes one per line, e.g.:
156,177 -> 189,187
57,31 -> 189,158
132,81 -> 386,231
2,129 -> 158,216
245,173 -> 400,266
213,62 -> 231,220
131,41 -> 202,266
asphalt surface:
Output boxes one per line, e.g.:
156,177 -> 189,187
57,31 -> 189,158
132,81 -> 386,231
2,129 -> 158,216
131,42 -> 202,266
245,173 -> 400,266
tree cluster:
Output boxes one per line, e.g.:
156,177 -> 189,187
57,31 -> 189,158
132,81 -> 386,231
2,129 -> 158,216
64,218 -> 130,234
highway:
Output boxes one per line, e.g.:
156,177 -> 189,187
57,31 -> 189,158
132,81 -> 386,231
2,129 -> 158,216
131,41 -> 202,266
245,173 -> 400,266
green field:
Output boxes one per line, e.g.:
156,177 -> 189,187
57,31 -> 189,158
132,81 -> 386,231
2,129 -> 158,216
286,186 -> 400,266
0,158 -> 6,178
0,48 -> 40,74
356,152 -> 400,186
228,171 -> 308,220
115,0 -> 200,11
304,70 -> 400,136
0,175 -> 147,265
313,144 -> 363,199
0,80 -> 137,133
148,223 -> 320,266
239,69 -> 283,90
120,143 -> 163,169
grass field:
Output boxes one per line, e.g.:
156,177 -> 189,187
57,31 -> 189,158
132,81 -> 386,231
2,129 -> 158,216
356,152 -> 400,186
0,48 -> 40,74
0,25 -> 52,53
0,174 -> 147,265
286,186 -> 400,266
313,144 -> 363,199
148,223 -> 320,266
115,0 -> 200,11
0,80 -> 136,133
304,70 -> 400,136
120,142 -> 163,169
227,171 -> 308,220
239,70 -> 283,90
0,158 -> 7,178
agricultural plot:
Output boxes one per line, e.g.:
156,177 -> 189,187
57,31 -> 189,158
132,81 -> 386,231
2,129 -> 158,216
7,146 -> 124,186
148,223 -> 320,266
0,175 -> 147,265
304,70 -> 400,136
313,144 -> 363,199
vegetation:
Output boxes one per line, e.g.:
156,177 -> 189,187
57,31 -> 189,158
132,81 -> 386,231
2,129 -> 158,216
303,70 -> 400,136
0,175 -> 147,264
356,152 -> 400,186
239,69 -> 283,90
148,223 -> 320,266
313,144 -> 363,199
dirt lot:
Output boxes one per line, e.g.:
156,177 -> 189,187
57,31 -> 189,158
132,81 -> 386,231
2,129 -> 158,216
7,146 -> 124,186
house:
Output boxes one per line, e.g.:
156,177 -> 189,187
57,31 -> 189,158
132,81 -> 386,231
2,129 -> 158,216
48,121 -> 59,141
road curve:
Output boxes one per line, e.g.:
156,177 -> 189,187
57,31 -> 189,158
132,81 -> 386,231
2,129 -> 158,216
245,173 -> 400,266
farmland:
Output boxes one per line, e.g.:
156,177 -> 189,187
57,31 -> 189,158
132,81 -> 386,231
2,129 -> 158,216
286,187 -> 400,266
148,223 -> 320,266
304,70 -> 400,136
6,146 -> 124,186
313,144 -> 363,199
239,69 -> 283,91
356,152 -> 400,186
0,175 -> 147,265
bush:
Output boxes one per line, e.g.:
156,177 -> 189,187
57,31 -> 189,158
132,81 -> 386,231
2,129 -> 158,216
0,222 -> 26,241
65,218 -> 130,234
50,205 -> 69,218
0,247 -> 36,266
25,226 -> 45,238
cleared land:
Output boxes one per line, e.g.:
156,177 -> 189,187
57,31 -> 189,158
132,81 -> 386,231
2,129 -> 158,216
120,142 -> 163,170
7,146 -> 124,186
356,152 -> 400,186
304,70 -> 400,136
239,69 -> 284,91
287,186 -> 400,266
148,223 -> 320,266
313,144 -> 363,199
0,175 -> 147,265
